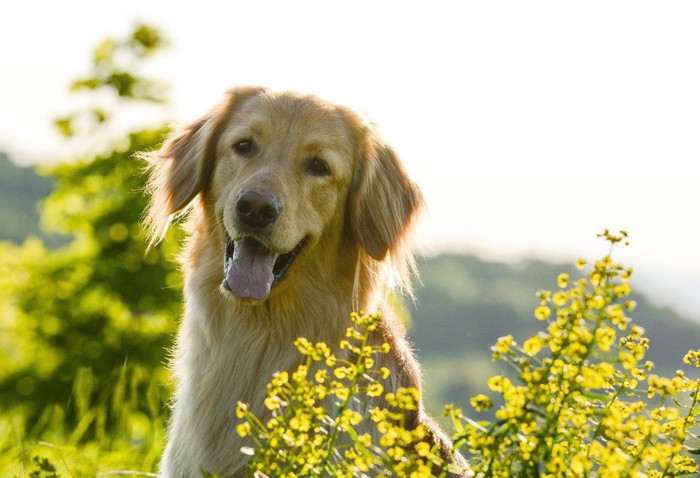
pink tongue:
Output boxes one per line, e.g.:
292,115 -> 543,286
227,238 -> 279,300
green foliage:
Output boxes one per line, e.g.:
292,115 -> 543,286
55,23 -> 169,138
0,128 -> 180,426
0,23 -> 177,467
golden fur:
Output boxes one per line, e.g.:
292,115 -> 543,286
145,87 -> 467,477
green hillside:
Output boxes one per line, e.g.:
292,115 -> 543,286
0,152 -> 57,244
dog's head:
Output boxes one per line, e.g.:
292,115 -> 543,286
145,87 -> 423,302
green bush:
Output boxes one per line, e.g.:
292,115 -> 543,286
0,23 -> 174,477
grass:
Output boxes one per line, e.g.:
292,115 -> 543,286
2,365 -> 167,477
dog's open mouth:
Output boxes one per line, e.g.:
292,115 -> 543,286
223,235 -> 308,300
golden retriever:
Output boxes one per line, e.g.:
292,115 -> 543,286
145,87 -> 468,477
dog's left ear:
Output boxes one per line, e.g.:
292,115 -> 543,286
348,132 -> 425,261
144,86 -> 264,244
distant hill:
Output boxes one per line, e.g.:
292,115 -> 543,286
0,152 -> 61,245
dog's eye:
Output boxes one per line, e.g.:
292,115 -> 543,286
232,139 -> 257,157
306,157 -> 331,177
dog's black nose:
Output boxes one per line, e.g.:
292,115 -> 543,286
235,189 -> 282,229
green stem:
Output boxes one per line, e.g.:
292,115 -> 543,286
316,331 -> 368,477
660,378 -> 700,477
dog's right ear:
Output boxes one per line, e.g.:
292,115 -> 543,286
144,86 -> 264,245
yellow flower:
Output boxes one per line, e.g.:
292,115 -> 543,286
683,349 -> 700,367
415,441 -> 431,457
470,394 -> 493,412
589,295 -> 606,310
292,365 -> 308,382
621,267 -> 634,281
366,381 -> 384,397
535,306 -> 551,320
341,409 -> 363,426
270,371 -> 289,388
294,337 -> 313,355
235,401 -> 248,419
334,385 -> 349,401
358,433 -> 372,447
370,407 -> 387,423
314,369 -> 328,383
312,341 -> 331,360
614,283 -> 631,297
595,326 -> 616,352
552,291 -> 568,307
265,396 -> 282,410
619,350 -> 637,370
557,273 -> 569,288
333,366 -> 348,379
236,422 -> 251,437
673,456 -> 699,474
492,334 -> 514,358
387,446 -> 405,459
487,375 -> 511,393
537,290 -> 551,304
523,336 -> 544,356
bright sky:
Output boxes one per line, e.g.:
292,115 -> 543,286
1,1 -> 699,315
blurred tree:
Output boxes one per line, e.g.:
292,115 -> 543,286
0,23 -> 180,431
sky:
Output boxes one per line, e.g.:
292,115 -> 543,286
1,1 -> 699,318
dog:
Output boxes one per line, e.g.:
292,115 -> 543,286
144,87 -> 468,476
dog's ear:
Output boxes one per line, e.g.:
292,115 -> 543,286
144,86 -> 264,244
348,131 -> 425,261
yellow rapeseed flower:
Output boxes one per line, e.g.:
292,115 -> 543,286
614,283 -> 631,297
552,291 -> 568,307
523,336 -> 544,356
236,422 -> 251,437
235,401 -> 248,419
489,336 -> 513,362
683,350 -> 700,367
415,441 -> 431,457
535,305 -> 551,320
366,381 -> 384,397
557,273 -> 569,288
470,394 -> 493,412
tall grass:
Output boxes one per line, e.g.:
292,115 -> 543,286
2,364 -> 168,477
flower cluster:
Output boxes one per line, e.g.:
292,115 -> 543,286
236,312 -> 463,477
450,231 -> 700,477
